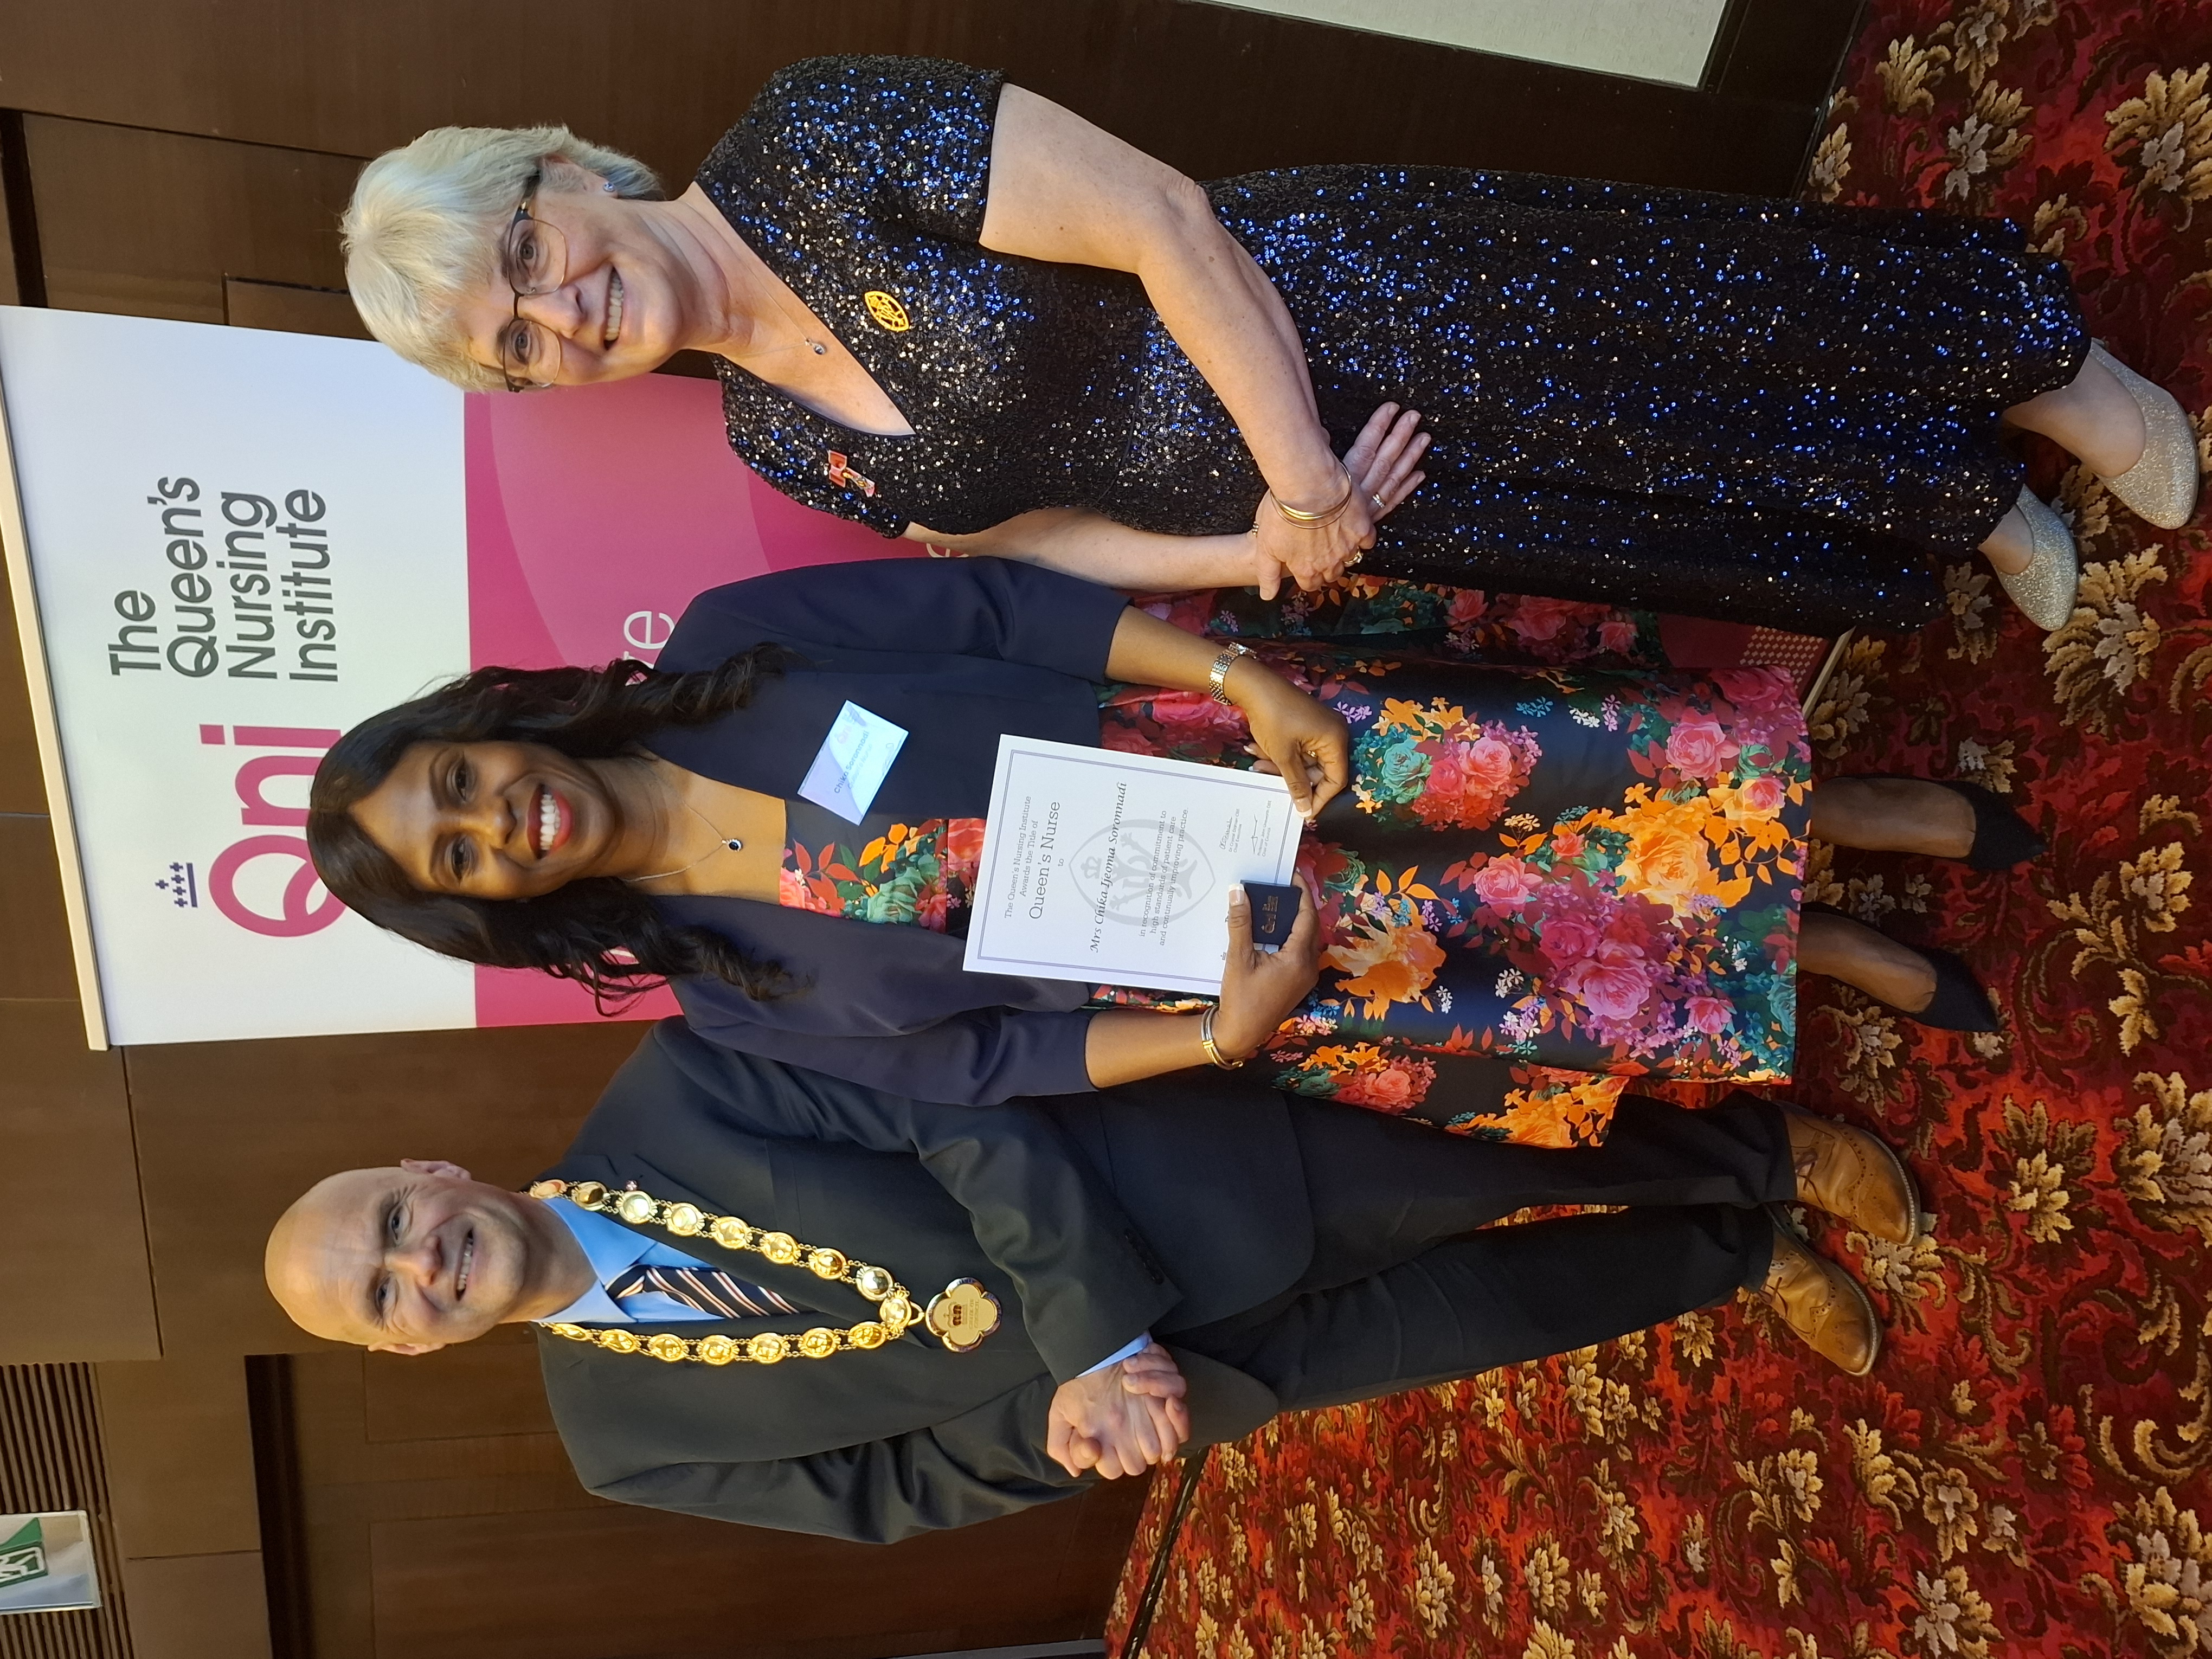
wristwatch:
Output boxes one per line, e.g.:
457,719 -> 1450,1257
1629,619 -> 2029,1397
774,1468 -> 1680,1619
1207,642 -> 1253,706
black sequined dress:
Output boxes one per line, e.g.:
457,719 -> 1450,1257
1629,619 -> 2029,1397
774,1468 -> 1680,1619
698,56 -> 2088,634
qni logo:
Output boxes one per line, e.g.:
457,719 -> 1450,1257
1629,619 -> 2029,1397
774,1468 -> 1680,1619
187,723 -> 345,937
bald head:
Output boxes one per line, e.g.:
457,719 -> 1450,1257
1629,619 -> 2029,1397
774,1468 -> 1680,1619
266,1159 -> 587,1355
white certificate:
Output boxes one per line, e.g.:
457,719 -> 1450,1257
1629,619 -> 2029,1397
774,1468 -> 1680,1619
963,735 -> 1302,994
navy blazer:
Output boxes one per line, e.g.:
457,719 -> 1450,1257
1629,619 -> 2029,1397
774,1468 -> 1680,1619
646,557 -> 1133,1104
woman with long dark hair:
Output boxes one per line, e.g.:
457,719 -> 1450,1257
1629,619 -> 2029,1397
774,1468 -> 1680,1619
308,557 -> 2041,1146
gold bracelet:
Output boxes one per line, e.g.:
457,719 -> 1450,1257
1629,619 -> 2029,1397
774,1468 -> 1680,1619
1199,1005 -> 1246,1069
1269,461 -> 1354,529
1207,642 -> 1253,706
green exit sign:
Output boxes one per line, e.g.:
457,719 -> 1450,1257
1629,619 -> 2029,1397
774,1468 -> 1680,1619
0,1514 -> 97,1613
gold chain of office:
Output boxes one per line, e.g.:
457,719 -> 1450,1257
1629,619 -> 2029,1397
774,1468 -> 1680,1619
528,1178 -> 934,1366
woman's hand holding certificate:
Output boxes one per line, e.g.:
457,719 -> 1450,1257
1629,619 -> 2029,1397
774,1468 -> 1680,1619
1101,607 -> 1349,823
1075,877 -> 1321,1086
1232,659 -> 1350,822
1212,877 -> 1323,1061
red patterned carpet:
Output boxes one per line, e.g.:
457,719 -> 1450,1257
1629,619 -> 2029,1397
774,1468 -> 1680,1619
1109,4 -> 2212,1655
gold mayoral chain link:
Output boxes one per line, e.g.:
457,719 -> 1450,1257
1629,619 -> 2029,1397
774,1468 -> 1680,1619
525,1179 -> 1001,1365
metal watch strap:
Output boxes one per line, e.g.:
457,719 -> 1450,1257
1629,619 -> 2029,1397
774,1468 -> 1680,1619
1207,642 -> 1253,706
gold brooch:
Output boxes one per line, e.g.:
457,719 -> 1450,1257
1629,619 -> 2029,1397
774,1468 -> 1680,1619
863,290 -> 910,331
528,1178 -> 997,1364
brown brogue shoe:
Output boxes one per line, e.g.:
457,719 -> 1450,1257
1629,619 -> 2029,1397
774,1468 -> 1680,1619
1758,1212 -> 1882,1376
1782,1106 -> 1922,1245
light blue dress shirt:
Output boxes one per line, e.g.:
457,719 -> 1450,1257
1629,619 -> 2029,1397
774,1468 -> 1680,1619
534,1194 -> 1152,1372
537,1196 -> 730,1325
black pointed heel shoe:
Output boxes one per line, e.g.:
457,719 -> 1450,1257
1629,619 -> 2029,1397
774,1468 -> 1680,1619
1804,904 -> 2001,1032
1853,775 -> 2047,871
1900,942 -> 2002,1032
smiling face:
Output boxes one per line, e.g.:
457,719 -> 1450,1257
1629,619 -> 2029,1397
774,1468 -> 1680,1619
452,171 -> 705,388
349,740 -> 635,899
265,1161 -> 583,1354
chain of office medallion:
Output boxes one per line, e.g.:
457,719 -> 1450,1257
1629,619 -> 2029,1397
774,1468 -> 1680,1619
528,1178 -> 921,1365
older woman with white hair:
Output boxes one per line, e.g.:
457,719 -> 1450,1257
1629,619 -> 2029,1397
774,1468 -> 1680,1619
344,54 -> 2196,634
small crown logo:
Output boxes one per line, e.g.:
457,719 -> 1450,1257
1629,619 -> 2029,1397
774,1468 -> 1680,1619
153,860 -> 199,909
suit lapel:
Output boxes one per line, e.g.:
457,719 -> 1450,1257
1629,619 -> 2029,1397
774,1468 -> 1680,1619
646,674 -> 842,803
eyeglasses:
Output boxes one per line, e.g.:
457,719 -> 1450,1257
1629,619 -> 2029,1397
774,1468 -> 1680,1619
495,172 -> 568,391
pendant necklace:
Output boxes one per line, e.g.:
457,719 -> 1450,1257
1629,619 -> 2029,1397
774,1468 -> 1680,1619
627,799 -> 747,886
749,265 -> 830,361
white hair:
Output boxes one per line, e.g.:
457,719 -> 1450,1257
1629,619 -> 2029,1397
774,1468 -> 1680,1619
343,125 -> 663,391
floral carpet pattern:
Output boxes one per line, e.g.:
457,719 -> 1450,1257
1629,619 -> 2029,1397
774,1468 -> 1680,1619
1109,3 -> 2212,1654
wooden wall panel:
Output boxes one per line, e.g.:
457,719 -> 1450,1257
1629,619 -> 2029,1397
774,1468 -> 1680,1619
0,143 -> 18,308
0,814 -> 74,999
367,1497 -> 1131,1659
121,1022 -> 645,1355
361,1331 -> 555,1445
112,1554 -> 269,1659
21,120 -> 359,325
0,523 -> 53,815
93,1356 -> 273,1659
93,1358 -> 261,1560
0,1006 -> 157,1364
223,279 -> 369,340
0,0 -> 1847,201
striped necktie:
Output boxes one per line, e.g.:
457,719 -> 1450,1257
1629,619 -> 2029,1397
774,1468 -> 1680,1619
606,1260 -> 803,1321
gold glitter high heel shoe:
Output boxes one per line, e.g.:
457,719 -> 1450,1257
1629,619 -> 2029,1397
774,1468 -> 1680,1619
1995,487 -> 2079,632
2089,342 -> 2201,530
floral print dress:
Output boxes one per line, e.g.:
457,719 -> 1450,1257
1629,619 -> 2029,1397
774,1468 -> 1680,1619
777,634 -> 1810,1148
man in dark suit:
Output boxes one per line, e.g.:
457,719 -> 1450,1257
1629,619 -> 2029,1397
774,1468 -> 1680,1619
267,1020 -> 1916,1544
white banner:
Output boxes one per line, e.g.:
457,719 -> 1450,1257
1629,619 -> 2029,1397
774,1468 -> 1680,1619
0,307 -> 896,1047
2,309 -> 472,1045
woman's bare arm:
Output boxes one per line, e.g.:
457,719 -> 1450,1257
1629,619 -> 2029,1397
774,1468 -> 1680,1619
905,510 -> 1257,592
1082,883 -> 1321,1084
905,406 -> 1429,600
975,85 -> 1374,591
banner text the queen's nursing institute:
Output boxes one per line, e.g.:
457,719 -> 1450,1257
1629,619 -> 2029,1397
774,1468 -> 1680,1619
104,477 -> 340,683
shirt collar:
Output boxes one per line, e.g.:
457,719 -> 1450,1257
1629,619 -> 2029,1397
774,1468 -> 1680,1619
534,1195 -> 654,1327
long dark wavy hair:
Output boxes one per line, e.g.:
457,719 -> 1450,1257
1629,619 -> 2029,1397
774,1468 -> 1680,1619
306,647 -> 794,1003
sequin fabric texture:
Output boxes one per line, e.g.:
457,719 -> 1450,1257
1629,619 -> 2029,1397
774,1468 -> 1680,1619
696,54 -> 2089,633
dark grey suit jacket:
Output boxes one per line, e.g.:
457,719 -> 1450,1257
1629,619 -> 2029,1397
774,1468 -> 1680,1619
537,1021 -> 1309,1544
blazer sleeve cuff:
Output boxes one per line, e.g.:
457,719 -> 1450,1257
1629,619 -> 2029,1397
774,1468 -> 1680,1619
673,985 -> 1100,1107
1018,1009 -> 1101,1097
986,561 -> 1129,680
1078,1333 -> 1154,1375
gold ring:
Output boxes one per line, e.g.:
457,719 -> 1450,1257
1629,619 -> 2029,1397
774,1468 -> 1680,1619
1371,493 -> 1386,512
1347,549 -> 1365,568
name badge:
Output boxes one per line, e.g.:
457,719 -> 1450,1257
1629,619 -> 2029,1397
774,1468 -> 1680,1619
798,702 -> 909,822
